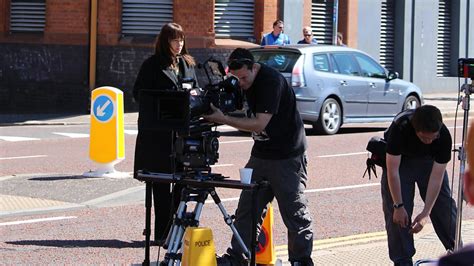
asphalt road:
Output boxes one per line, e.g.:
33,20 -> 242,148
1,119 -> 474,264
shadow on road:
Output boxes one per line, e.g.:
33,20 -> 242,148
305,126 -> 386,136
29,175 -> 100,181
6,239 -> 145,248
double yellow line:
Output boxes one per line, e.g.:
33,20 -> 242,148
274,231 -> 387,256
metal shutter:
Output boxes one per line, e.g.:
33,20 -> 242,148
122,0 -> 173,36
214,0 -> 254,40
436,0 -> 451,77
380,0 -> 395,70
10,0 -> 45,33
311,0 -> 334,45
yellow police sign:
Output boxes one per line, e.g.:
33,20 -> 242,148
89,86 -> 125,164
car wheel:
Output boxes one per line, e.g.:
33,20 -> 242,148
403,95 -> 420,111
314,98 -> 341,135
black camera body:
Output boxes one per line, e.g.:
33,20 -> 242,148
138,58 -> 243,173
458,58 -> 474,79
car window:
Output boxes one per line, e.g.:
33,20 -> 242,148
313,54 -> 330,72
331,53 -> 361,76
251,51 -> 301,72
354,53 -> 387,79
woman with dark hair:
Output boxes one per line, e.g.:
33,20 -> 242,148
133,22 -> 199,245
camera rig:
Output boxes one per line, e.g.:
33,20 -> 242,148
138,57 -> 243,178
458,58 -> 474,79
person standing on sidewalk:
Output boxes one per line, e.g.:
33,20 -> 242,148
381,105 -> 457,266
204,48 -> 314,266
133,22 -> 199,245
297,26 -> 318,44
261,20 -> 290,45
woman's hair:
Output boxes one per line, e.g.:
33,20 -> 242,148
154,22 -> 195,67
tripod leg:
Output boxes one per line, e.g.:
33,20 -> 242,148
162,200 -> 187,265
209,189 -> 251,260
143,182 -> 152,266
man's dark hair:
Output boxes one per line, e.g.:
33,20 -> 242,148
411,105 -> 443,132
228,48 -> 255,70
273,19 -> 284,27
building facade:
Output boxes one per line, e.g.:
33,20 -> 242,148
0,0 -> 472,113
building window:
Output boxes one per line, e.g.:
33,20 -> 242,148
214,0 -> 255,41
311,0 -> 334,45
10,0 -> 45,33
379,0 -> 395,71
436,0 -> 452,77
121,0 -> 173,36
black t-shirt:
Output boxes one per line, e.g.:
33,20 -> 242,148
245,64 -> 307,159
385,110 -> 452,164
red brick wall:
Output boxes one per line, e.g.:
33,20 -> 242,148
0,0 -> 7,33
45,0 -> 89,44
338,0 -> 358,47
254,0 -> 279,43
97,0 -> 121,45
174,0 -> 214,48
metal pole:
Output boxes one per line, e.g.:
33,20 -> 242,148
332,0 -> 339,45
455,82 -> 473,250
89,0 -> 98,92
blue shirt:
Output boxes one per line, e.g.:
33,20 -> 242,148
261,32 -> 290,45
297,38 -> 318,44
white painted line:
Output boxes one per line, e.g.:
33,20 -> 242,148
210,164 -> 234,168
124,129 -> 138,135
0,216 -> 77,226
0,136 -> 39,142
52,132 -> 89,138
318,152 -> 367,158
305,183 -> 379,193
0,155 -> 47,160
220,140 -> 253,144
212,183 -> 380,203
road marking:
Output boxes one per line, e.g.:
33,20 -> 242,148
210,164 -> 234,168
124,129 -> 138,135
0,155 -> 47,160
52,132 -> 89,138
318,152 -> 367,158
0,136 -> 39,142
0,216 -> 77,226
220,140 -> 253,144
305,183 -> 379,193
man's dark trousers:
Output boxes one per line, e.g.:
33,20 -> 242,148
381,157 -> 456,264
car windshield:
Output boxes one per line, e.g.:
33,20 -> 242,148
251,50 -> 301,72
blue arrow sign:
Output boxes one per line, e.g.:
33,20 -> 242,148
93,95 -> 114,122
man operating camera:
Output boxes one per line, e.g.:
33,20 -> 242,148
381,105 -> 457,266
203,48 -> 314,266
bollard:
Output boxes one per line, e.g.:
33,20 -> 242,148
182,227 -> 217,266
83,86 -> 129,178
256,203 -> 277,265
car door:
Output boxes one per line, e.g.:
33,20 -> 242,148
330,53 -> 369,117
354,52 -> 399,117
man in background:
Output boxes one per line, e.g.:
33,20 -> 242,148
261,20 -> 290,45
297,26 -> 318,44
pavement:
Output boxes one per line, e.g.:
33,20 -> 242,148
1,92 -> 474,265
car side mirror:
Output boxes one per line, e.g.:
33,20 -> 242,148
387,71 -> 399,81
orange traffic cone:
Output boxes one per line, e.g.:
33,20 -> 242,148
256,203 -> 276,265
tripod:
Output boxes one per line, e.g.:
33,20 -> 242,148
162,184 -> 250,266
454,80 -> 474,250
136,170 -> 261,266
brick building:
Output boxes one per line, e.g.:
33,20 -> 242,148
0,0 -> 472,113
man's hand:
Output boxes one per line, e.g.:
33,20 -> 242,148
409,211 -> 429,234
393,207 -> 409,228
203,103 -> 226,124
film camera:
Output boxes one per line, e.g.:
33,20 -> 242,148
458,58 -> 474,79
138,58 -> 243,174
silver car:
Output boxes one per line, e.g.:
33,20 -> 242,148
249,45 -> 423,134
